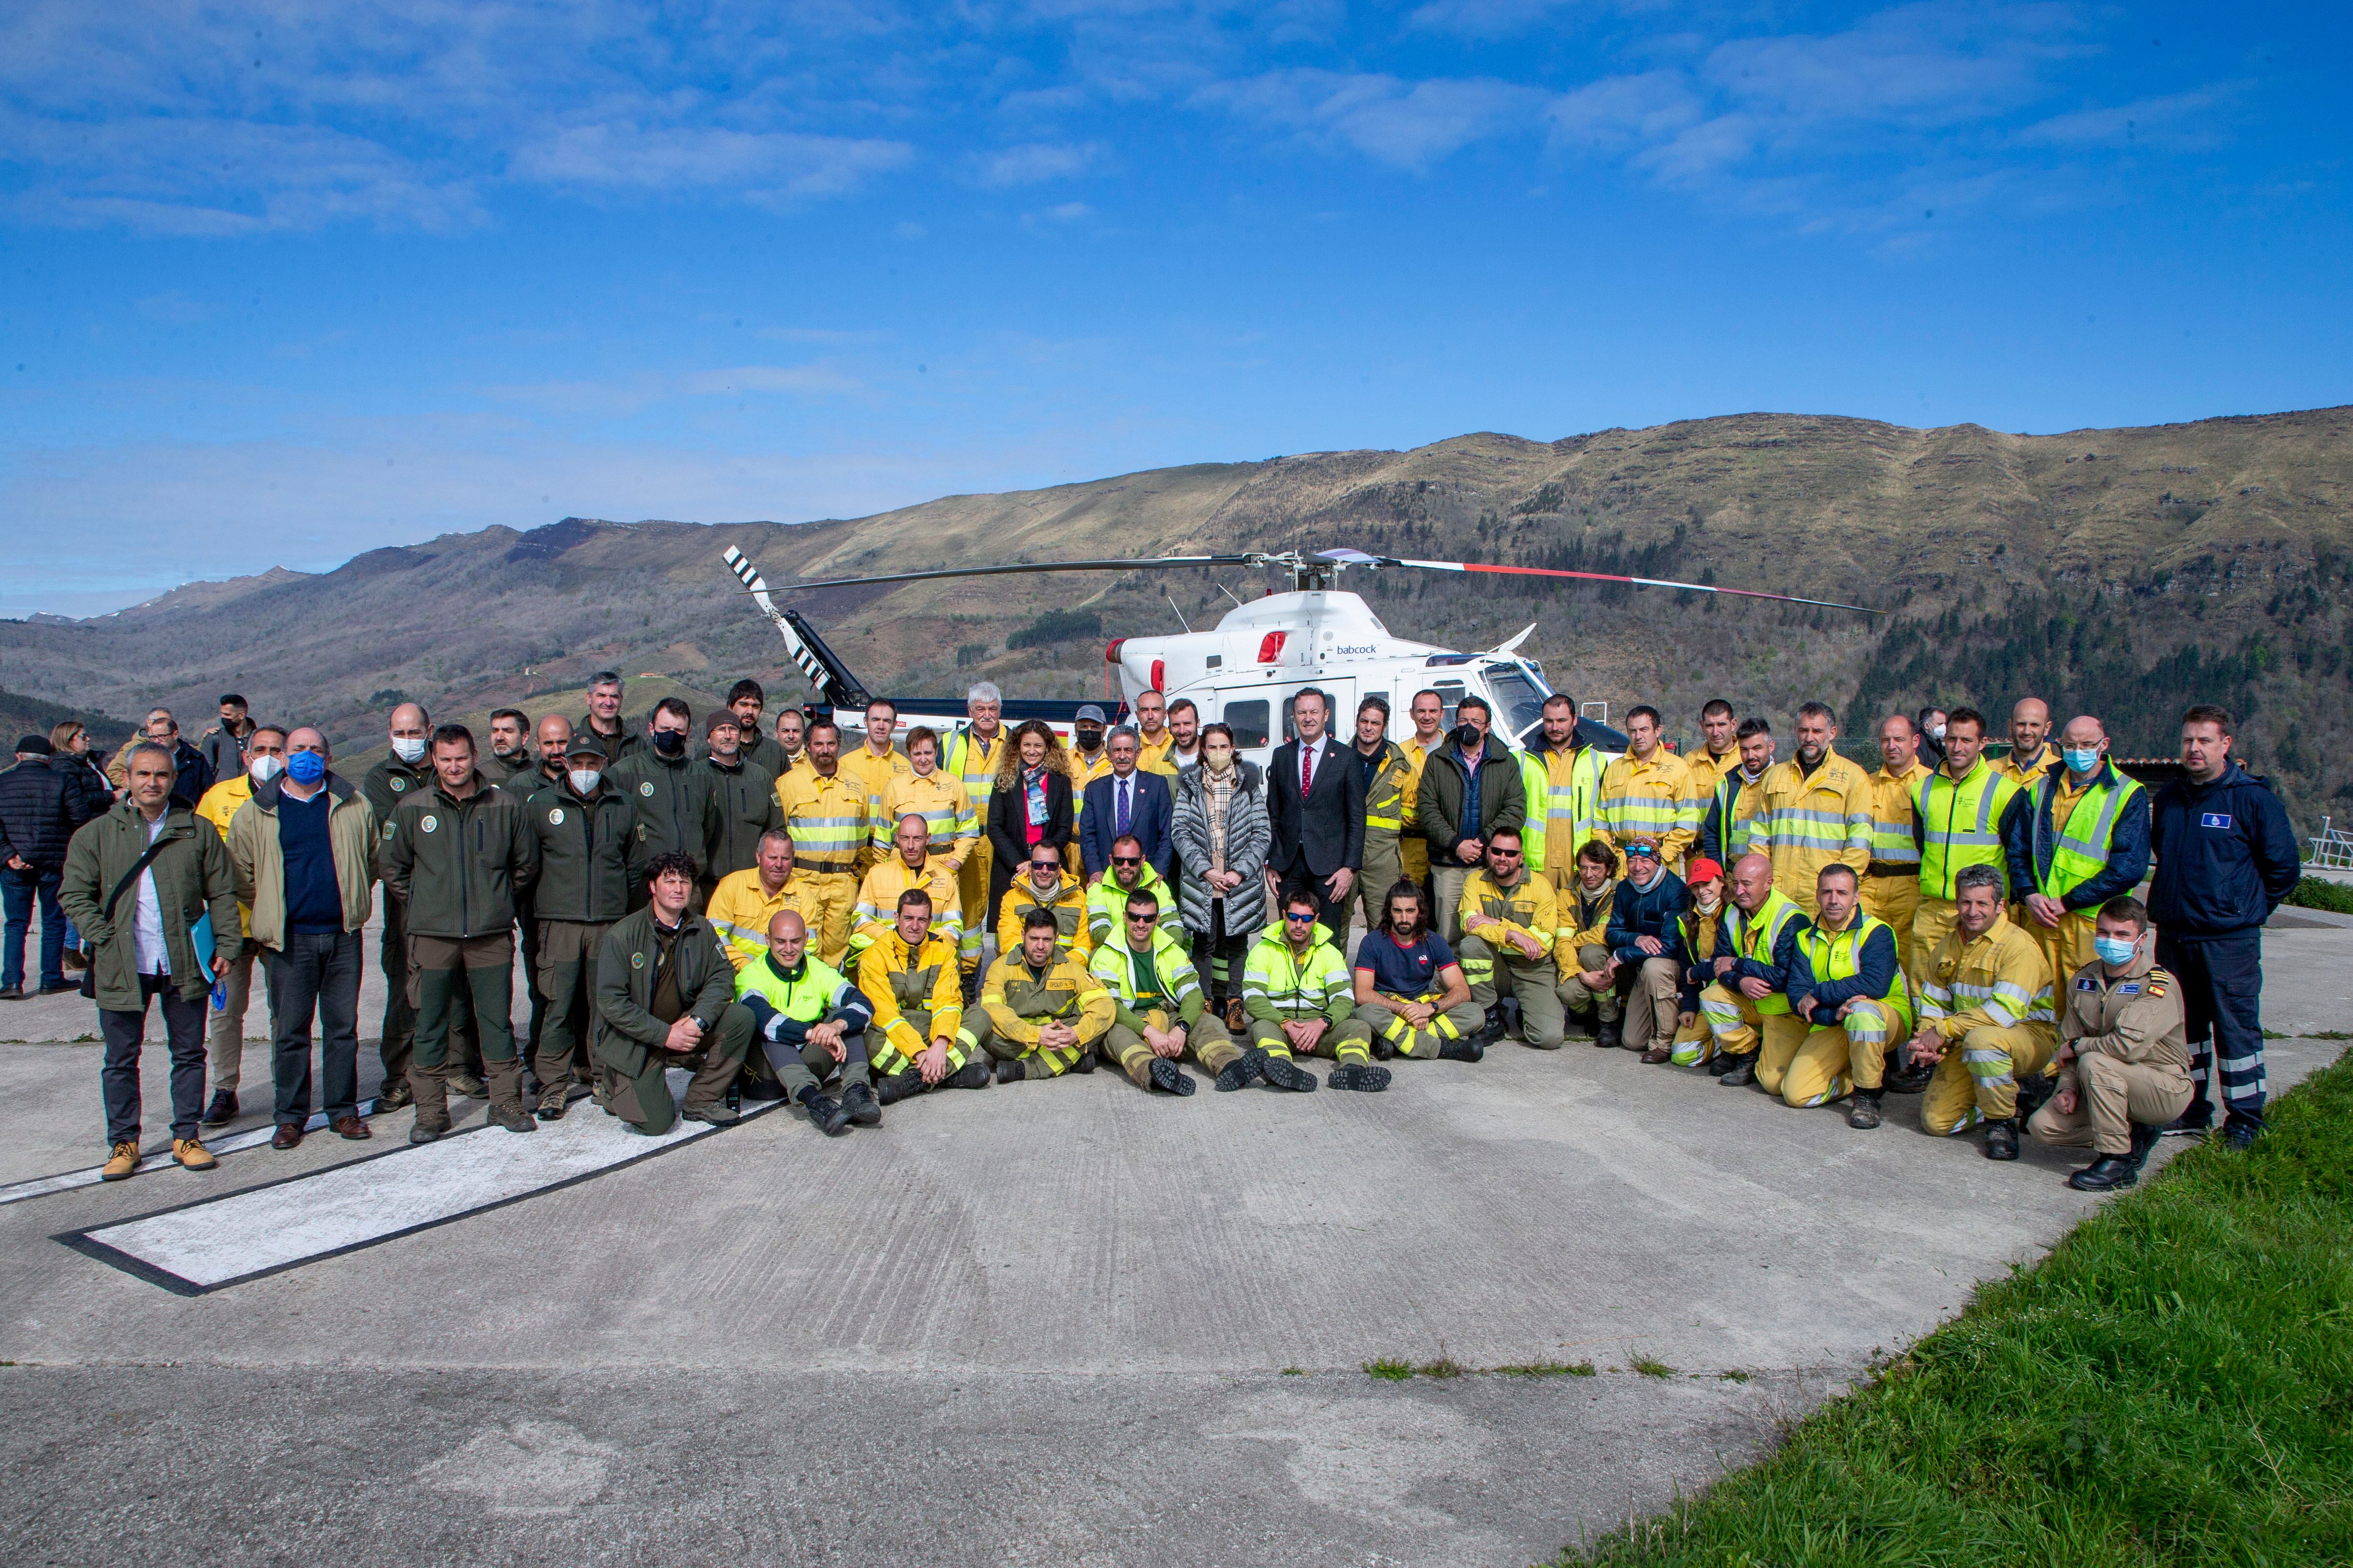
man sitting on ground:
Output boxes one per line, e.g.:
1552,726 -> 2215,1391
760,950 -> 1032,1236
590,852 -> 754,1137
2028,896 -> 2190,1191
732,907 -> 878,1137
1553,836 -> 1623,1047
973,909 -> 1114,1084
857,887 -> 992,1104
1241,890 -> 1383,1092
1090,887 -> 1239,1096
1352,881 -> 1484,1061
1456,825 -> 1564,1049
1904,863 -> 2058,1160
1695,853 -> 1811,1089
1775,863 -> 1910,1126
1602,839 -> 1688,1063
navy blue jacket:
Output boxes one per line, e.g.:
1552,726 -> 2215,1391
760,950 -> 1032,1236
1685,905 -> 1810,999
1079,768 -> 1176,881
2146,762 -> 2301,938
1784,919 -> 1900,1016
2010,760 -> 2152,911
1603,868 -> 1688,967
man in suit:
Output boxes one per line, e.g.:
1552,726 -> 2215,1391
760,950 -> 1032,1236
1080,727 -> 1175,881
1267,688 -> 1364,950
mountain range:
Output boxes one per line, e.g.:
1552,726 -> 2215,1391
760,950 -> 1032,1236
4,406 -> 2346,834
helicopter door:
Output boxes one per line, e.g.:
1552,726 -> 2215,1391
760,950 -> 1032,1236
1221,696 -> 1272,751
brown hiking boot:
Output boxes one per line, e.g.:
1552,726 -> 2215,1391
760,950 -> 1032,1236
101,1141 -> 140,1181
171,1137 -> 217,1171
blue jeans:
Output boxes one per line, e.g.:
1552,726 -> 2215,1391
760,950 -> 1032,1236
1,864 -> 65,991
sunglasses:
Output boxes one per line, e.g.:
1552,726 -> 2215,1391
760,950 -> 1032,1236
1283,911 -> 1316,923
1125,912 -> 1157,923
1111,855 -> 1141,867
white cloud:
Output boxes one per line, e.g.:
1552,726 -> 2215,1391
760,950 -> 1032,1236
511,124 -> 913,199
1200,69 -> 1546,170
975,140 -> 1106,187
2015,85 -> 2234,150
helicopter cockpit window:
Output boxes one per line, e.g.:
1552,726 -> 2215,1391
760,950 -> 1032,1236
1224,698 -> 1270,750
1432,681 -> 1467,729
1483,664 -> 1550,746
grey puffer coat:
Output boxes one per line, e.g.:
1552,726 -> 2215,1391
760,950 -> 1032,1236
1170,761 -> 1271,939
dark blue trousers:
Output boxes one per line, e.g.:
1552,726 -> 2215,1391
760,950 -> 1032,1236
2156,928 -> 2266,1132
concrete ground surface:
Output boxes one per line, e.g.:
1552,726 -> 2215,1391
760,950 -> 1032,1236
1,907 -> 2346,1567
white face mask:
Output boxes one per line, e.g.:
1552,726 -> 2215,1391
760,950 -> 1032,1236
568,768 -> 602,794
248,755 -> 284,784
391,736 -> 428,763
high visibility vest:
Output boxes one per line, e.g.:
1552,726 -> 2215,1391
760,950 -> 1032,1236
1913,760 -> 2020,902
1728,888 -> 1805,1015
1242,926 -> 1352,1020
733,949 -> 854,1020
1868,761 -> 1931,865
943,725 -> 1006,816
1795,914 -> 1913,1030
877,770 -> 975,858
1087,923 -> 1204,1015
1361,741 -> 1415,836
774,767 -> 869,876
1522,743 -> 1607,876
2034,768 -> 2145,900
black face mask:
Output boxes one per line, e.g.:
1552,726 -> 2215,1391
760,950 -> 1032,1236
1456,724 -> 1486,750
651,731 -> 686,757
1076,728 -> 1104,750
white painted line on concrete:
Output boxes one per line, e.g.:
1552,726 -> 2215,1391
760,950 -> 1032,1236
58,1074 -> 784,1295
0,1097 -> 387,1207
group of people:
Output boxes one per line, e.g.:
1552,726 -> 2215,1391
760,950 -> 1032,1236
0,667 -> 2300,1191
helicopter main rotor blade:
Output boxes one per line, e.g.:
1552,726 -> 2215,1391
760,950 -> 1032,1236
759,555 -> 1262,593
1318,549 -> 1882,616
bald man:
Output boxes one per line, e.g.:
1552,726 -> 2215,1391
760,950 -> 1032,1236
2011,714 -> 2150,984
731,908 -> 878,1136
1997,698 -> 2059,788
1693,853 -> 1812,1089
362,701 -> 476,1110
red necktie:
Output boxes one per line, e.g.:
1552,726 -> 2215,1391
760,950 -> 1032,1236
1301,743 -> 1314,797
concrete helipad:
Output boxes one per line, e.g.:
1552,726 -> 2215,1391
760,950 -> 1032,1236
1,910 -> 2346,1567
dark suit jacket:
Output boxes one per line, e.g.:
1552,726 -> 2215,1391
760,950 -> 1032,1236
1267,735 -> 1365,880
1080,769 -> 1175,881
985,765 -> 1076,917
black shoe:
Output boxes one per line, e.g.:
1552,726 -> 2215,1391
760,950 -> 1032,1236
799,1088 -> 852,1136
1438,1034 -> 1484,1063
2159,1110 -> 2210,1139
0,985 -> 23,1001
1705,1052 -> 1733,1076
1258,1049 -> 1318,1093
1983,1118 -> 2019,1161
1595,1017 -> 1624,1052
682,1101 -> 741,1128
841,1082 -> 882,1127
199,1089 -> 239,1127
1846,1089 -> 1882,1130
374,1080 -> 415,1113
1881,1061 -> 1935,1094
1070,1052 -> 1098,1074
2125,1121 -> 2160,1173
1215,1052 -> 1265,1093
37,981 -> 75,996
1328,1063 -> 1391,1093
995,1058 -> 1025,1085
948,1060 -> 994,1089
1567,1007 -> 1599,1042
1147,1058 -> 1197,1096
2067,1153 -> 2139,1191
2223,1121 -> 2260,1151
875,1070 -> 924,1106
1718,1057 -> 1755,1088
1479,1006 -> 1506,1045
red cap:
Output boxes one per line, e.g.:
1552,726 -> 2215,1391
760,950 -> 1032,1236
1685,857 -> 1724,883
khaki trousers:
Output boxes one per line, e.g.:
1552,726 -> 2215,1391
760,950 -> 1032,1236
1458,934 -> 1569,1047
1553,941 -> 1622,1030
1758,998 -> 1900,1107
805,872 -> 860,970
1356,831 -> 1404,941
1431,863 -> 1474,942
1921,1021 -> 2058,1133
533,918 -> 611,1091
2014,905 -> 2096,994
2029,1053 -> 2192,1155
1618,955 -> 1683,1052
1352,998 -> 1483,1059
1696,982 -> 1807,1063
1248,1015 -> 1376,1065
1860,872 -> 1921,979
1910,898 -> 1959,986
205,948 -> 261,1092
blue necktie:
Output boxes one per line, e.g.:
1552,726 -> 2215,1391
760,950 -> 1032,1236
1116,779 -> 1131,838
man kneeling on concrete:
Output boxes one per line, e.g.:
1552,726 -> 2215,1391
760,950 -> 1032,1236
857,886 -> 992,1104
1695,854 -> 1810,1089
1601,839 -> 1687,1063
975,910 -> 1113,1083
1241,890 -> 1385,1092
1775,864 -> 1909,1127
2028,896 -> 2190,1191
1903,864 -> 2058,1161
1089,887 -> 1237,1096
592,853 -> 754,1136
734,907 -> 877,1136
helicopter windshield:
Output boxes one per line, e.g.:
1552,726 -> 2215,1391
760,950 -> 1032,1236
1483,663 -> 1551,745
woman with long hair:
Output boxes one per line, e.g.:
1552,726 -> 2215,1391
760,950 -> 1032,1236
985,720 -> 1074,926
1170,722 -> 1270,1024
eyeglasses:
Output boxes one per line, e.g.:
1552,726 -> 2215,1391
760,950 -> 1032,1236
1125,912 -> 1157,924
1111,855 -> 1141,867
1491,847 -> 1521,856
1283,911 -> 1316,923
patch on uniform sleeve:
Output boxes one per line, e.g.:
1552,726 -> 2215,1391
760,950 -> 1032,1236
2120,983 -> 2142,994
2200,812 -> 2232,829
630,952 -> 646,970
2076,977 -> 2097,991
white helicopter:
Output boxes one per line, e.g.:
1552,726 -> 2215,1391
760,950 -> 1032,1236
721,544 -> 1878,762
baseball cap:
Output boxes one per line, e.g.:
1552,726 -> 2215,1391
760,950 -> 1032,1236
1685,856 -> 1724,882
1075,704 -> 1108,723
564,735 -> 609,761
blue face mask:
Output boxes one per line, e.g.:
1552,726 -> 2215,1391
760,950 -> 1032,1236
2093,935 -> 2137,968
286,750 -> 326,784
2064,747 -> 2102,774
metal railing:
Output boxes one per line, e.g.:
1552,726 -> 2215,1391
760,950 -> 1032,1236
2311,817 -> 2353,871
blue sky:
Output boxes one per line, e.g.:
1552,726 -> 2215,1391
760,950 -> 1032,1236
2,1 -> 2346,616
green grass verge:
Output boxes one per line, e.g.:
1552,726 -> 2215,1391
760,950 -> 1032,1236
2285,875 -> 2353,915
1559,1049 -> 2353,1567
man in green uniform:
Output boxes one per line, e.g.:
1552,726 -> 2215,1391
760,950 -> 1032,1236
379,722 -> 539,1139
363,701 -> 476,1108
608,698 -> 719,910
523,734 -> 640,1118
590,851 -> 753,1135
734,907 -> 877,1135
1089,887 -> 1238,1095
701,708 -> 783,892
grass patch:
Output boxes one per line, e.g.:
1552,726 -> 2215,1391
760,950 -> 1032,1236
1363,1359 -> 1413,1382
1557,1048 -> 2353,1566
1630,1357 -> 1677,1380
1495,1361 -> 1598,1379
1281,1367 -> 1306,1377
1716,1370 -> 1750,1383
2285,874 -> 2353,915
1416,1355 -> 1466,1380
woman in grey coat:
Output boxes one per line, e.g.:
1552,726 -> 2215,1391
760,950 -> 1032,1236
1170,722 -> 1270,1018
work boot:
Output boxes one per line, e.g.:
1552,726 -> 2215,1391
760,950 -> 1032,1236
2014,1072 -> 2056,1124
2124,1121 -> 2160,1175
1328,1063 -> 1391,1093
484,1057 -> 531,1124
1437,1034 -> 1484,1063
1566,1006 -> 1599,1042
1881,1059 -> 1935,1094
536,1083 -> 569,1122
2067,1153 -> 2138,1191
995,1058 -> 1025,1085
841,1082 -> 883,1126
374,1078 -> 414,1113
1982,1118 -> 2020,1161
1846,1088 -> 1883,1130
1258,1050 -> 1318,1092
875,1069 -> 925,1105
1479,1006 -> 1506,1045
1705,1052 -> 1733,1077
1718,1055 -> 1756,1088
682,1100 -> 740,1127
487,1102 -> 537,1133
1146,1058 -> 1196,1096
446,1072 -> 488,1100
200,1089 -> 238,1127
1596,1017 -> 1624,1052
101,1141 -> 140,1181
2223,1121 -> 2260,1151
1070,1051 -> 1098,1074
1215,1052 -> 1265,1093
798,1085 -> 852,1136
948,1060 -> 993,1090
171,1137 -> 216,1171
408,1064 -> 450,1142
